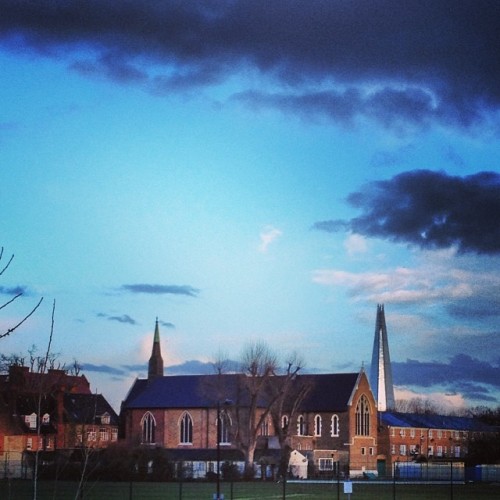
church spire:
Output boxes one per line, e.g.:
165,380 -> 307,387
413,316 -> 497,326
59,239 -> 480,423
148,317 -> 164,381
369,304 -> 395,411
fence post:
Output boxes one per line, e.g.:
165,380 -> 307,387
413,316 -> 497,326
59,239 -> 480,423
450,461 -> 453,500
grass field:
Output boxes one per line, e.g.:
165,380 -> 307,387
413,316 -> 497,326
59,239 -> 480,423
2,479 -> 498,499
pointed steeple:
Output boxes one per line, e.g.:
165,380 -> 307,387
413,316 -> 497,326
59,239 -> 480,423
148,318 -> 164,381
369,304 -> 395,411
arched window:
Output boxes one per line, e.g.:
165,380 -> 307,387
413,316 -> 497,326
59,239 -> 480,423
259,415 -> 271,437
331,414 -> 339,437
180,412 -> 193,444
355,395 -> 370,436
218,411 -> 231,444
314,415 -> 322,436
141,412 -> 156,444
281,415 -> 289,431
297,415 -> 306,436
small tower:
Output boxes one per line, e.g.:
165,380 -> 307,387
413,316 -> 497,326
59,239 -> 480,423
369,304 -> 395,411
148,318 -> 164,381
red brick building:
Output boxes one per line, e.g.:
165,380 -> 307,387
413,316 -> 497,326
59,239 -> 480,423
120,321 -> 378,479
377,411 -> 498,477
0,365 -> 118,478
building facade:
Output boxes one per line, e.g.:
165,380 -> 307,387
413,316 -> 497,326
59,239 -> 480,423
377,411 -> 498,477
0,365 -> 119,478
120,322 -> 379,479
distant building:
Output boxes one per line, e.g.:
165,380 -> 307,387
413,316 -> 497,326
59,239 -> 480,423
377,411 -> 498,477
369,304 -> 395,411
0,365 -> 119,478
120,321 -> 379,479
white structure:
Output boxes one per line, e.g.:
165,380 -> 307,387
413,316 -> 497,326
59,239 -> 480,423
369,304 -> 395,411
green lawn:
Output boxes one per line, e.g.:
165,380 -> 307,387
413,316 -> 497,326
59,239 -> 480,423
3,479 -> 498,499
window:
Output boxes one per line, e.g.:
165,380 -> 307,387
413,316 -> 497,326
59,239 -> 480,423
99,427 -> 109,441
391,445 -> 396,455
409,444 -> 417,455
410,428 -> 415,438
428,446 -> 434,456
437,445 -> 443,457
369,447 -> 374,456
282,415 -> 289,430
87,430 -> 97,442
260,416 -> 270,437
26,437 -> 32,450
218,411 -> 231,444
391,427 -> 395,437
361,447 -> 366,455
111,428 -> 118,442
400,428 -> 406,437
101,413 -> 111,425
454,446 -> 461,458
399,444 -> 406,456
319,458 -> 334,471
25,413 -> 37,429
429,430 -> 433,438
141,412 -> 156,444
42,413 -> 50,425
314,415 -> 322,436
331,414 -> 339,437
355,395 -> 370,436
297,415 -> 306,436
180,412 -> 193,444
437,430 -> 442,438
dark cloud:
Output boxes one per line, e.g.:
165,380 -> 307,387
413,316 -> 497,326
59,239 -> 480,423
1,1 -> 500,130
314,170 -> 500,255
159,320 -> 175,329
121,284 -> 200,297
96,312 -> 137,324
392,354 -> 499,402
108,314 -> 137,325
0,285 -> 29,296
81,363 -> 126,376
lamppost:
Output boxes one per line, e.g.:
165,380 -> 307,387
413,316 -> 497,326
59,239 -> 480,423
216,399 -> 233,500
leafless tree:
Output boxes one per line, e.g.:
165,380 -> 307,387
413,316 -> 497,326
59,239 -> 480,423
0,247 -> 43,339
232,342 -> 308,478
268,352 -> 312,479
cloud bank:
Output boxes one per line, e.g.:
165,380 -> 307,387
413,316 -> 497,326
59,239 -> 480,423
314,170 -> 500,255
1,1 -> 500,131
121,284 -> 200,297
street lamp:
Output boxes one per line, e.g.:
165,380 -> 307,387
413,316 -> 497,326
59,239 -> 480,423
216,399 -> 233,500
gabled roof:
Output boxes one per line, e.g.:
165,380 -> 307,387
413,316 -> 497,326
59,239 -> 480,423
64,393 -> 119,425
298,373 -> 360,412
123,374 -> 242,409
380,411 -> 497,432
122,372 -> 362,413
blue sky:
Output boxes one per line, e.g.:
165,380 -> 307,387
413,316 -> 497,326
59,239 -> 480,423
1,1 -> 499,412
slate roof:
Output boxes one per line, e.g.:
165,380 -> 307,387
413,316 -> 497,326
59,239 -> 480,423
64,393 -> 119,425
380,411 -> 497,432
122,372 -> 362,413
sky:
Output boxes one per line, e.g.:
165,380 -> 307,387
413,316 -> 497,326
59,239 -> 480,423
0,0 -> 499,413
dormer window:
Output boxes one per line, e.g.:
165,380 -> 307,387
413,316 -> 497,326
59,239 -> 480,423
101,413 -> 111,425
25,413 -> 37,429
42,413 -> 50,425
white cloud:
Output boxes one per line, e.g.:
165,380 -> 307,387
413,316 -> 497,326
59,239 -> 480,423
312,262 -> 478,305
344,233 -> 368,256
258,225 -> 283,253
394,386 -> 467,413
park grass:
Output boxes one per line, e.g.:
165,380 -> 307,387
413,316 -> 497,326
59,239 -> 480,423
2,479 -> 498,499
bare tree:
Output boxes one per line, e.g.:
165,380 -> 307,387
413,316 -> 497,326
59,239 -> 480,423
0,247 -> 43,339
231,342 -> 309,478
32,299 -> 56,500
268,352 -> 311,479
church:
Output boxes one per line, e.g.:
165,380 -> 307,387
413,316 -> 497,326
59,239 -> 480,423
120,319 -> 379,479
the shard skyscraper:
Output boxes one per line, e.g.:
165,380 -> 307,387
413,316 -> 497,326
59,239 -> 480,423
369,304 -> 395,411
